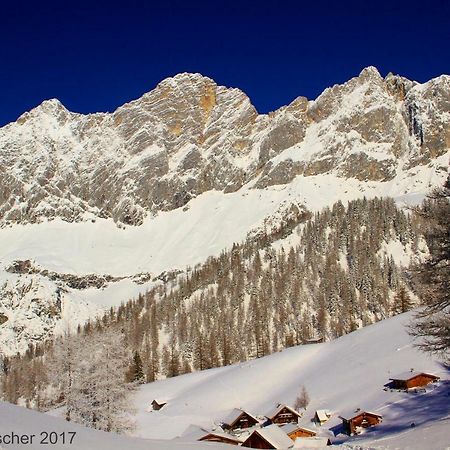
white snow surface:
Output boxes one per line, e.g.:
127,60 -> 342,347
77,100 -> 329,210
0,401 -> 227,450
127,311 -> 449,449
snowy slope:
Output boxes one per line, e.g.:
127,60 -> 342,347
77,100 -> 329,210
128,311 -> 449,449
0,401 -> 227,450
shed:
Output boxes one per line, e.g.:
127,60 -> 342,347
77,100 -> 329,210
151,399 -> 167,411
294,436 -> 331,447
339,410 -> 382,435
389,371 -> 440,390
280,423 -> 316,441
314,409 -> 332,425
266,404 -> 302,425
242,424 -> 294,449
222,408 -> 259,431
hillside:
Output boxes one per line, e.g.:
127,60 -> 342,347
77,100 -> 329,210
0,401 -> 226,450
127,311 -> 449,449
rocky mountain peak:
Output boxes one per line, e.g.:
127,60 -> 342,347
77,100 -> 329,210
0,68 -> 448,227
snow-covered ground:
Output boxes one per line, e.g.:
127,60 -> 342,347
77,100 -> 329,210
0,401 -> 227,450
127,311 -> 449,449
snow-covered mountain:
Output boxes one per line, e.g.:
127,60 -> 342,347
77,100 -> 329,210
0,67 -> 449,355
1,67 -> 449,226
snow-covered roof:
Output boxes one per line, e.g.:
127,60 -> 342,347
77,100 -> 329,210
339,409 -> 382,421
280,423 -> 316,435
221,408 -> 258,427
246,424 -> 293,449
314,409 -> 331,422
389,371 -> 439,381
151,399 -> 167,405
199,430 -> 244,443
266,403 -> 302,420
294,436 -> 331,448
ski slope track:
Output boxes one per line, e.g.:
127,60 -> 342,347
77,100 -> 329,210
0,66 -> 449,354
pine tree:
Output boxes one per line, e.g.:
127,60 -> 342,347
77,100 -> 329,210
128,351 -> 144,383
392,285 -> 413,314
410,176 -> 450,358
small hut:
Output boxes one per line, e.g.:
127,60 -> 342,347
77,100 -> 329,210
151,399 -> 167,411
265,404 -> 302,425
314,409 -> 332,425
339,410 -> 382,435
221,408 -> 259,431
241,424 -> 293,449
280,423 -> 316,441
389,371 -> 440,390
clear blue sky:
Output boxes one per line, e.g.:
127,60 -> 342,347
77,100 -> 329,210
1,0 -> 449,126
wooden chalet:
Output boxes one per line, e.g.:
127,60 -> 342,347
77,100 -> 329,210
221,408 -> 259,431
151,399 -> 167,411
198,431 -> 243,446
241,424 -> 293,449
295,436 -> 332,447
339,409 -> 382,435
265,404 -> 302,425
280,423 -> 316,441
314,409 -> 332,425
389,371 -> 440,390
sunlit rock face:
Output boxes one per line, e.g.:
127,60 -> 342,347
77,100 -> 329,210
1,68 -> 449,225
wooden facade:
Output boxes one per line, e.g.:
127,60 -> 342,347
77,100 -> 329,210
340,411 -> 382,435
242,432 -> 275,449
286,427 -> 316,440
390,372 -> 440,390
266,405 -> 302,425
241,425 -> 294,449
222,409 -> 259,431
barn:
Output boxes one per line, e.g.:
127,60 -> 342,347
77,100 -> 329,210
280,423 -> 316,441
221,408 -> 259,431
389,371 -> 440,390
339,410 -> 382,435
265,404 -> 302,425
241,424 -> 293,449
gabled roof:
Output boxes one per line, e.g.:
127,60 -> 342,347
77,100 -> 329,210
339,409 -> 382,421
266,404 -> 302,420
294,436 -> 331,448
151,398 -> 167,405
280,423 -> 316,435
389,371 -> 440,381
199,430 -> 244,444
221,408 -> 259,427
315,409 -> 331,422
245,424 -> 293,449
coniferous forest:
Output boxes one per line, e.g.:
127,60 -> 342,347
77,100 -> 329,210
1,195 -> 428,429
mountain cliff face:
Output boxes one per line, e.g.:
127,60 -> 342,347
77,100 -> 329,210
0,67 -> 448,226
0,67 -> 448,356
